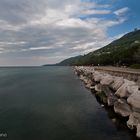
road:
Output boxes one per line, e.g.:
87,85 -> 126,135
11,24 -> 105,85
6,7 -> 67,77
94,66 -> 140,75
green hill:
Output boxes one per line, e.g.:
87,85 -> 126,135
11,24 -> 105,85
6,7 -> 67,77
58,29 -> 140,67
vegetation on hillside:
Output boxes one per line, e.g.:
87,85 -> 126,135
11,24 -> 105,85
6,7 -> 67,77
58,29 -> 140,67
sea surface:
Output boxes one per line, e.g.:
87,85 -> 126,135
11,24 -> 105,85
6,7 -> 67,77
0,66 -> 138,140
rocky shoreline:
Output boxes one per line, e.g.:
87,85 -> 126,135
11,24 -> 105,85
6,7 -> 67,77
75,66 -> 140,139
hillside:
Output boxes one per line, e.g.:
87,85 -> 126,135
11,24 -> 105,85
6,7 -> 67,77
57,29 -> 140,67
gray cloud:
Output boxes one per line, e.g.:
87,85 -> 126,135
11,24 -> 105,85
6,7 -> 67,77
0,0 -> 48,25
0,0 -> 128,66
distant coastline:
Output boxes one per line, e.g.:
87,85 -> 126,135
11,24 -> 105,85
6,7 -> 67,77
46,29 -> 140,69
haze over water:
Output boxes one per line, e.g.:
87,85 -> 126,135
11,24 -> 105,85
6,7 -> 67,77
0,66 -> 137,140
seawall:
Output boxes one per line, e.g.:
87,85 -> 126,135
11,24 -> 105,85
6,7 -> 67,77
75,66 -> 140,139
94,66 -> 140,87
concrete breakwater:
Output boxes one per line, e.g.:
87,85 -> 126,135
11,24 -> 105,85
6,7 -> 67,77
75,66 -> 140,138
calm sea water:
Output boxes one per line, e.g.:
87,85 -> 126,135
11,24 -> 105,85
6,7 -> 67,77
0,66 -> 138,140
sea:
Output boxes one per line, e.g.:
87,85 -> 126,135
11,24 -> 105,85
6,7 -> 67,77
0,66 -> 138,140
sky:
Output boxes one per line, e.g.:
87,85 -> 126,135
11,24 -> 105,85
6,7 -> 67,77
0,0 -> 139,66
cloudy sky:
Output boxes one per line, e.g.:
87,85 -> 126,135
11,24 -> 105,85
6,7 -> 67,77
0,0 -> 139,66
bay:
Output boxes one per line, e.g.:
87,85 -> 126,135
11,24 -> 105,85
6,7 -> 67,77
0,66 -> 137,140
